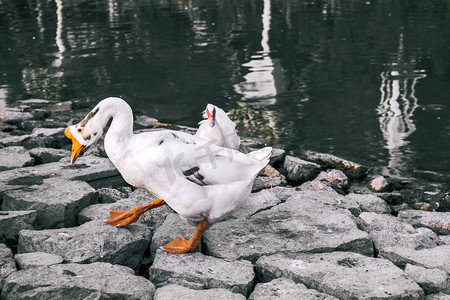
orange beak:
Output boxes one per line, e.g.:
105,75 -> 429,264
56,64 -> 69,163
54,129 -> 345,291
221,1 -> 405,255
65,127 -> 86,164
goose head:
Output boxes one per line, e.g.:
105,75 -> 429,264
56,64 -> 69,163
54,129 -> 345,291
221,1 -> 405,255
203,104 -> 216,127
65,105 -> 104,164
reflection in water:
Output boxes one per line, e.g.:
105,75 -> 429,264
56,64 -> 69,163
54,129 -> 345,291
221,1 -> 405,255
377,34 -> 426,177
232,0 -> 283,143
54,0 -> 64,70
234,0 -> 276,104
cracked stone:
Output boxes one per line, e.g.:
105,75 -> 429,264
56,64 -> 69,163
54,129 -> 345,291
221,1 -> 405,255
154,284 -> 246,300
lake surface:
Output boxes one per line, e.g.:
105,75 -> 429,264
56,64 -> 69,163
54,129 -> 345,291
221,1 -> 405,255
1,0 -> 450,188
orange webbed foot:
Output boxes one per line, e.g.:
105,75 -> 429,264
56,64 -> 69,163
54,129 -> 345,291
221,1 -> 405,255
160,236 -> 193,254
160,219 -> 208,254
104,198 -> 165,227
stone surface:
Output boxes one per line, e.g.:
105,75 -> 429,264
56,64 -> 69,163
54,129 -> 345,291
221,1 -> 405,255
398,209 -> 450,235
315,169 -> 349,194
358,212 -> 416,233
345,193 -> 391,214
370,175 -> 392,192
0,210 -> 37,244
252,175 -> 285,191
282,155 -> 321,184
425,293 -> 450,299
0,146 -> 35,171
154,284 -> 246,300
78,194 -> 173,233
18,220 -> 151,269
0,155 -> 120,197
231,188 -> 284,219
204,191 -> 372,263
304,150 -> 368,179
97,187 -> 127,203
249,278 -> 338,300
404,264 -> 450,295
299,180 -> 335,193
14,252 -> 64,270
29,147 -> 70,164
0,244 -> 16,289
371,230 -> 450,272
1,262 -> 155,299
2,178 -> 97,229
256,252 -> 424,299
149,250 -> 254,296
268,148 -> 285,167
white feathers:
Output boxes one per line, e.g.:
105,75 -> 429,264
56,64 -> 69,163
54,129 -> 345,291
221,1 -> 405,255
195,104 -> 240,150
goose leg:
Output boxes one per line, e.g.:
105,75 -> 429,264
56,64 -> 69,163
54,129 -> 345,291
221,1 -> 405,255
104,198 -> 165,227
161,219 -> 207,254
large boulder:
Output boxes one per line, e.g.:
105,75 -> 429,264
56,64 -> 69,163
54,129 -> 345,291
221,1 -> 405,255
17,220 -> 151,269
14,252 -> 64,270
0,210 -> 37,244
1,262 -> 155,299
0,146 -> 35,171
29,147 -> 70,164
282,155 -> 321,184
404,264 -> 450,295
0,244 -> 16,289
256,252 -> 424,299
398,209 -> 450,235
204,190 -> 372,262
249,278 -> 338,300
2,178 -> 97,229
148,250 -> 254,296
304,150 -> 368,179
154,284 -> 246,300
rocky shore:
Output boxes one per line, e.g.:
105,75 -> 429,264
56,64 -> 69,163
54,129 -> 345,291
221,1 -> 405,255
0,99 -> 449,299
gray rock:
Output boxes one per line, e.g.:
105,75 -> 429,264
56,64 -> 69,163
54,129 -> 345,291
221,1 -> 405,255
390,245 -> 450,273
404,264 -> 450,294
149,250 -> 254,296
150,213 -> 200,261
441,235 -> 450,245
18,220 -> 151,269
252,175 -> 285,191
0,155 -> 120,197
345,193 -> 391,214
29,147 -> 70,164
425,293 -> 450,299
231,189 -> 284,219
299,180 -> 335,193
2,178 -> 97,229
249,278 -> 338,300
203,191 -> 372,263
358,212 -> 416,233
0,210 -> 37,244
398,209 -> 450,235
304,150 -> 368,179
1,262 -> 155,299
282,155 -> 321,184
14,252 -> 64,270
0,110 -> 33,123
0,146 -> 35,171
370,227 -> 450,272
78,195 -> 173,233
256,252 -> 424,299
154,284 -> 246,300
0,244 -> 16,289
370,175 -> 392,192
269,148 -> 285,167
315,169 -> 350,194
97,187 -> 128,203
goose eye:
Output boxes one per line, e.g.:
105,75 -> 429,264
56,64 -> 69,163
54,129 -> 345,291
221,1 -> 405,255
77,128 -> 82,133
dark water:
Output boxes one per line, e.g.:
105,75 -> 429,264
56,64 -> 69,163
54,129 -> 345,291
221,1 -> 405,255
1,0 -> 450,188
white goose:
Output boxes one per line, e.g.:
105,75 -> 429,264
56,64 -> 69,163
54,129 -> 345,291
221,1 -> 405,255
195,104 -> 240,150
65,97 -> 272,254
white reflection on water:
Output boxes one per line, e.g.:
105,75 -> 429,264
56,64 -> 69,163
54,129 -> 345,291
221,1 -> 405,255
54,0 -> 65,70
234,0 -> 281,104
377,35 -> 426,177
